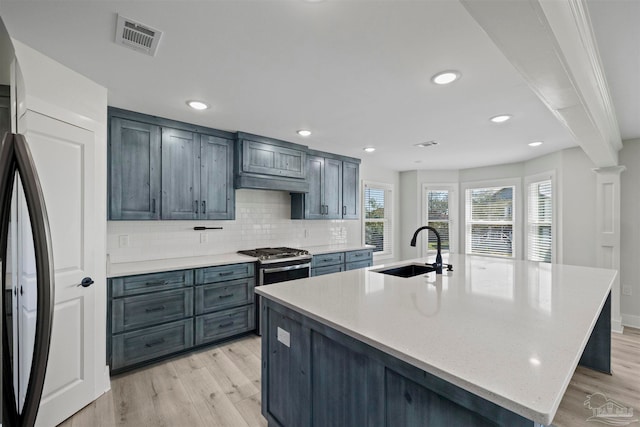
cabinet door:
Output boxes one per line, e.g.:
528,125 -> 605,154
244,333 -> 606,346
342,161 -> 359,219
161,128 -> 200,219
242,139 -> 305,178
200,134 -> 234,219
324,158 -> 343,219
306,155 -> 325,219
109,117 -> 161,220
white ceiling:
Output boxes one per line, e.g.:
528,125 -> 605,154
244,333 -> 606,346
0,1 -> 635,171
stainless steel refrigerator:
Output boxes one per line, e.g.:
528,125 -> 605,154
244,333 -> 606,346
0,18 -> 55,427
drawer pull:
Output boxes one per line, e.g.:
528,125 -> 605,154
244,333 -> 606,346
145,305 -> 166,313
145,280 -> 167,286
145,338 -> 166,348
218,294 -> 234,299
354,253 -> 363,257
219,321 -> 235,328
218,271 -> 234,277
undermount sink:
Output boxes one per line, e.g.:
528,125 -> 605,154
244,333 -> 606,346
373,263 -> 435,278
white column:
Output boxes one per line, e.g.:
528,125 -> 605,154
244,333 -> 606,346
593,166 -> 625,333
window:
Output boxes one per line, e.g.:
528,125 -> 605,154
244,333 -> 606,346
425,188 -> 452,252
527,179 -> 552,262
465,186 -> 515,257
363,182 -> 393,256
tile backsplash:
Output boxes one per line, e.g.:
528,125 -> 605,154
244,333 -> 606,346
107,189 -> 362,263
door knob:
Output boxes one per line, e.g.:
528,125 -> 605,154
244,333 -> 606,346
79,277 -> 94,288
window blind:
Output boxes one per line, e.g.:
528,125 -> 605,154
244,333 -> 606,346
427,190 -> 450,250
465,186 -> 514,257
364,184 -> 392,254
527,180 -> 552,262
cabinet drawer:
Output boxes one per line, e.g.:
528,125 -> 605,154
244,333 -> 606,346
195,305 -> 255,345
312,265 -> 345,277
195,278 -> 255,315
111,319 -> 194,371
196,263 -> 255,284
345,260 -> 372,271
111,270 -> 193,298
311,252 -> 344,268
112,288 -> 193,333
345,250 -> 372,264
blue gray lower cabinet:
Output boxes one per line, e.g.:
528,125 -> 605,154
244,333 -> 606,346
262,299 -> 534,427
311,249 -> 372,277
109,263 -> 256,373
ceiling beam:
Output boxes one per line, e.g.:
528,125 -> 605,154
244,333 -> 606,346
461,0 -> 621,167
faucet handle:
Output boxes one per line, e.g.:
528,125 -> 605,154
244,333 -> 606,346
444,263 -> 453,272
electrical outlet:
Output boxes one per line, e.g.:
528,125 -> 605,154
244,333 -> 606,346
200,233 -> 208,244
622,285 -> 632,296
118,235 -> 129,248
304,229 -> 309,238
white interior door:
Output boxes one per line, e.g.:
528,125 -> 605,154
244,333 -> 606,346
18,110 -> 97,427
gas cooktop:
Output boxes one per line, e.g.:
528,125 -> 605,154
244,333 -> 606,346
237,247 -> 310,261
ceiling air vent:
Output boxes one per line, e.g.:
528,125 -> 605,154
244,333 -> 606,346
115,14 -> 162,56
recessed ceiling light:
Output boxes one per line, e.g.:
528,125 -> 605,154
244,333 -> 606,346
431,71 -> 461,85
297,130 -> 312,137
529,141 -> 543,147
187,100 -> 209,110
414,141 -> 438,148
490,114 -> 512,123
363,147 -> 376,153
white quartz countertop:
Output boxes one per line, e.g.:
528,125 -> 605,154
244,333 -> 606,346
107,244 -> 375,277
107,253 -> 257,277
255,254 -> 616,425
304,243 -> 375,255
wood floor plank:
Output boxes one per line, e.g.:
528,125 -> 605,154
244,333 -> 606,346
221,339 -> 262,386
198,344 -> 260,403
234,392 -> 268,427
111,368 -> 163,427
242,334 -> 262,358
178,365 -> 251,427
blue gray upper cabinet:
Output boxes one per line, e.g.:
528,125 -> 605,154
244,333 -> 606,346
108,107 -> 235,220
162,128 -> 201,220
291,150 -> 360,220
235,132 -> 310,193
109,117 -> 161,220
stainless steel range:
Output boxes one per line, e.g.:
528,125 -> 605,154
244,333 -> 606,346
238,247 -> 312,334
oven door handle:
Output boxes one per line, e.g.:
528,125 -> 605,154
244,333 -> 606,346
262,263 -> 311,274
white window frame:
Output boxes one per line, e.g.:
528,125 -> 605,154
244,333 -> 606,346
362,181 -> 394,260
420,183 -> 458,257
462,178 -> 522,259
524,171 -> 556,263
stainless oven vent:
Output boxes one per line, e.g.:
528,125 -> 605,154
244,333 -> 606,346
114,14 -> 162,56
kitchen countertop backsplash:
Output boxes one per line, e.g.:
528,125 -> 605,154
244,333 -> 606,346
107,189 -> 362,265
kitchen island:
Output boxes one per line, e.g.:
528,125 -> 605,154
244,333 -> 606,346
255,254 -> 616,427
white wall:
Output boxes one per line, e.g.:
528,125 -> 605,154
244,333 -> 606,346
398,147 -> 599,269
619,138 -> 640,327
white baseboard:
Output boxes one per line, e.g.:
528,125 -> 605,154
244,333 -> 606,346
622,313 -> 640,329
611,318 -> 624,334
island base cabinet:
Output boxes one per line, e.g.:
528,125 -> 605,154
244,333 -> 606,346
261,299 -> 534,427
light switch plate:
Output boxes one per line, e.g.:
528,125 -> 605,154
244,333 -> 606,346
200,233 -> 208,244
277,327 -> 290,347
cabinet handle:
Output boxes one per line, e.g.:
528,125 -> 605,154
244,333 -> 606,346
219,271 -> 234,277
354,253 -> 363,257
152,198 -> 156,214
145,338 -> 166,348
145,280 -> 167,286
219,321 -> 235,328
145,305 -> 166,313
194,200 -> 199,214
343,206 -> 346,216
202,200 -> 206,214
219,293 -> 234,299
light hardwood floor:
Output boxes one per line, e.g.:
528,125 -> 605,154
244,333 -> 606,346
59,328 -> 640,427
